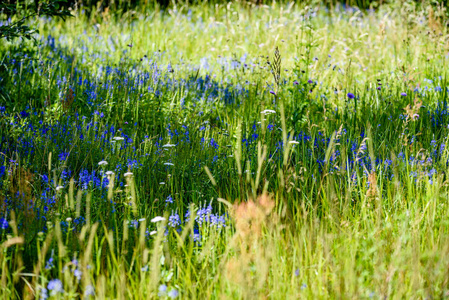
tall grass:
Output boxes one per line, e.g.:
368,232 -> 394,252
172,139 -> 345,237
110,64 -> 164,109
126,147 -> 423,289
1,0 -> 449,298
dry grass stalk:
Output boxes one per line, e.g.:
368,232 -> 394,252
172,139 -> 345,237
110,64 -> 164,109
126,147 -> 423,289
225,194 -> 276,297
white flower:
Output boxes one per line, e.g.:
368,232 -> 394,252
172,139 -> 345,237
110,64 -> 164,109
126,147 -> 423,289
164,163 -> 174,166
105,171 -> 114,175
162,143 -> 176,148
138,218 -> 146,222
151,216 -> 166,223
98,160 -> 108,166
124,172 -> 133,177
261,109 -> 276,115
159,182 -> 165,185
113,136 -> 124,141
56,186 -> 64,191
149,230 -> 157,235
289,141 -> 300,144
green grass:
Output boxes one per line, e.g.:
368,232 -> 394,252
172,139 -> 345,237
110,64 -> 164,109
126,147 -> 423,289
1,0 -> 449,299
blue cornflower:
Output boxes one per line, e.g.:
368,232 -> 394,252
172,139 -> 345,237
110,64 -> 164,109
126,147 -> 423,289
401,92 -> 407,97
347,92 -> 355,99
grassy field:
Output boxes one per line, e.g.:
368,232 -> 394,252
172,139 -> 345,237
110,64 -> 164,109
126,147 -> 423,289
1,1 -> 449,298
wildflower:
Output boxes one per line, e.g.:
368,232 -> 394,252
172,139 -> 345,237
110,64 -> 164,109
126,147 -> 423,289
293,80 -> 299,85
347,92 -> 355,99
0,218 -> 9,230
164,162 -> 174,166
73,269 -> 82,281
307,79 -> 313,84
84,285 -> 95,297
166,195 -> 173,204
129,220 -> 138,228
105,171 -> 114,176
124,172 -> 133,177
162,143 -> 176,148
168,213 -> 181,227
151,216 -> 166,223
56,185 -> 64,191
45,257 -> 54,270
168,289 -> 179,298
112,136 -> 124,141
141,265 -> 149,272
289,141 -> 299,145
39,287 -> 48,300
47,279 -> 64,295
158,284 -> 167,296
98,161 -> 108,166
261,109 -> 276,115
401,92 -> 407,96
269,90 -> 276,96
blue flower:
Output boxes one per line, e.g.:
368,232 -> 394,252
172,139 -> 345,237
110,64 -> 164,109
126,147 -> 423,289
47,279 -> 64,295
158,284 -> 167,296
166,195 -> 173,204
39,287 -> 48,300
84,285 -> 95,297
0,218 -> 8,230
168,213 -> 181,228
347,92 -> 355,99
168,289 -> 179,298
73,269 -> 82,281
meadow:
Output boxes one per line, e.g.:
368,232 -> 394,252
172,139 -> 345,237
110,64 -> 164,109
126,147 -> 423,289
1,0 -> 449,298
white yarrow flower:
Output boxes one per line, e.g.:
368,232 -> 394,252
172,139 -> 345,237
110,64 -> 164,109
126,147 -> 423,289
151,216 -> 166,223
261,109 -> 276,115
162,143 -> 176,148
98,160 -> 108,166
